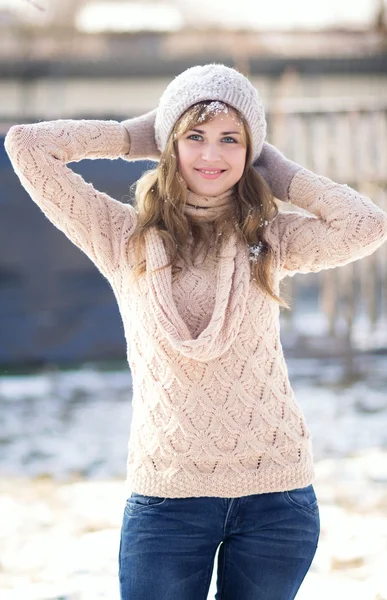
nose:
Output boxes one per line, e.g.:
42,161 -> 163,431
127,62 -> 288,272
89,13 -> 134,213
201,143 -> 221,162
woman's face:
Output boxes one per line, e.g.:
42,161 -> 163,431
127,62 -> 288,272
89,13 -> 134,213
176,106 -> 247,197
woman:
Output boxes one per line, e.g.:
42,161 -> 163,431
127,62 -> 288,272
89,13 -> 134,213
5,64 -> 387,600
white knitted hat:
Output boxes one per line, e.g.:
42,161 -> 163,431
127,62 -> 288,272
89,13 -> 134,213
154,64 -> 267,163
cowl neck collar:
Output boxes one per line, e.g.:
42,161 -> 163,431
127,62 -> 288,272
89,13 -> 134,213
144,188 -> 250,362
184,188 -> 234,222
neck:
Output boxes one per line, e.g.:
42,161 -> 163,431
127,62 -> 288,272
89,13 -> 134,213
184,188 -> 235,222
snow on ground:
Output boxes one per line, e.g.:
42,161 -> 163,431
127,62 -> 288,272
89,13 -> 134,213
0,353 -> 387,599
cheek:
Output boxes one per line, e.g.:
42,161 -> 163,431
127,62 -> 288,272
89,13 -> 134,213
177,142 -> 194,172
230,148 -> 247,175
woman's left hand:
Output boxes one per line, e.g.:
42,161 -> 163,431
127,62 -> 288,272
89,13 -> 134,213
253,142 -> 302,202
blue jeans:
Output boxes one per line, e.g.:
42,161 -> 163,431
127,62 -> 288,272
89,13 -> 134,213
119,484 -> 320,600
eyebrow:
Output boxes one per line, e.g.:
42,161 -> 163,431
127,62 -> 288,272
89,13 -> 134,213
190,128 -> 242,135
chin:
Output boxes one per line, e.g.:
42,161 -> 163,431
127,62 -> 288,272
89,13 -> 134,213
194,182 -> 229,196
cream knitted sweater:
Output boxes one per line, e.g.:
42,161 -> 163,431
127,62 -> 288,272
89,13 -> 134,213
5,119 -> 387,498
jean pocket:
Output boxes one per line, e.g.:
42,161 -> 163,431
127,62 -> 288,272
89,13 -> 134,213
284,484 -> 319,514
125,492 -> 167,514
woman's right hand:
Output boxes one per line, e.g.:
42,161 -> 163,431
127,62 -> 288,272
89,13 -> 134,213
121,109 -> 161,161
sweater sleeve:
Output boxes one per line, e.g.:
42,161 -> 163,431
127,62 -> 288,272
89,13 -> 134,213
264,168 -> 387,278
4,119 -> 139,279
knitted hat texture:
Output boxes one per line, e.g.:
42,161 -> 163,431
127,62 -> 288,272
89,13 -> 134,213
154,64 -> 266,163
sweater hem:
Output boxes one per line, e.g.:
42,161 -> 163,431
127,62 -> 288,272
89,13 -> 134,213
125,461 -> 315,499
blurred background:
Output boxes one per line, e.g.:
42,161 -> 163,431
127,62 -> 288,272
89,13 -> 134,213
1,1 -> 387,599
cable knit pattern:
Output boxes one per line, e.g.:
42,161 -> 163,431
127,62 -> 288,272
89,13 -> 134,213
5,119 -> 387,498
4,119 -> 137,280
264,170 -> 387,277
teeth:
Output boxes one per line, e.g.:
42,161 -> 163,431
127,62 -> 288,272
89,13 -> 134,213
199,169 -> 222,174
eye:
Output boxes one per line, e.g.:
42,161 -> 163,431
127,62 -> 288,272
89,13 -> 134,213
187,134 -> 203,141
222,137 -> 237,144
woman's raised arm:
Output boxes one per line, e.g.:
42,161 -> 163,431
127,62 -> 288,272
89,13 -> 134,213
5,113 -> 159,280
256,142 -> 387,277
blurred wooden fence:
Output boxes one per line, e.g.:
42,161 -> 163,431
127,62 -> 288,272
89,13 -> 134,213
267,99 -> 387,355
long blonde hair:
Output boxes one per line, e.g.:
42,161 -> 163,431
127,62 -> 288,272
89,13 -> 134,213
129,101 -> 288,307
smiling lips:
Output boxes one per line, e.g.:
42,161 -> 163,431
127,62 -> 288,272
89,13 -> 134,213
194,168 -> 226,180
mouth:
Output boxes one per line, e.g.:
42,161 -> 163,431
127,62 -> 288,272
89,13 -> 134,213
194,168 -> 226,180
